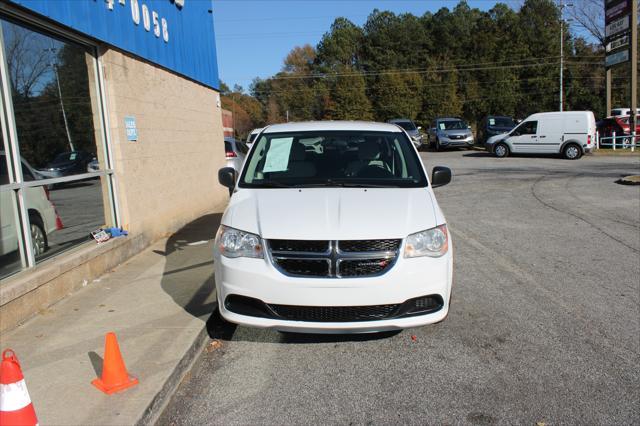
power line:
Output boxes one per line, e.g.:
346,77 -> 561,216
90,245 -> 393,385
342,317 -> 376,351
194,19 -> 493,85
258,60 -> 589,81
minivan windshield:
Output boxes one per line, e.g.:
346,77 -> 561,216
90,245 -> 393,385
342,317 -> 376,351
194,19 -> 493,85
239,131 -> 427,188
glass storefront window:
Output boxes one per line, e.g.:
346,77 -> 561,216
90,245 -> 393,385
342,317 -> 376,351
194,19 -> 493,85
0,16 -> 114,280
1,19 -> 101,178
34,177 -> 106,262
0,149 -> 24,279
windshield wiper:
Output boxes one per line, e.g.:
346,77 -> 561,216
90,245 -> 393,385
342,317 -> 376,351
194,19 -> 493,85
254,181 -> 291,188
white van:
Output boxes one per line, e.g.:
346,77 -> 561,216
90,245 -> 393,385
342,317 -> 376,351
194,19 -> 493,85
486,111 -> 596,160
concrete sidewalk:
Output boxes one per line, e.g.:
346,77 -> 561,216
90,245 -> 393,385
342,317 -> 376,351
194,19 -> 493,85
0,214 -> 221,425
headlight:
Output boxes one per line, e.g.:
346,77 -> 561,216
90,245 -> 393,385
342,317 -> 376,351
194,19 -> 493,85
404,224 -> 448,258
215,225 -> 263,258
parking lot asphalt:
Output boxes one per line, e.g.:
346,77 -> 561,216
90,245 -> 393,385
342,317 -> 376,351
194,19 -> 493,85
159,150 -> 639,425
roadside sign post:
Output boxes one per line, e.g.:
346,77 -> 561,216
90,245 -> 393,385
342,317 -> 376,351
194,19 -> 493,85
604,0 -> 637,133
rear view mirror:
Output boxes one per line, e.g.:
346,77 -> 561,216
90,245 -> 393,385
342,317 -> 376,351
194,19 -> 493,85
431,166 -> 452,188
417,126 -> 422,131
218,167 -> 237,196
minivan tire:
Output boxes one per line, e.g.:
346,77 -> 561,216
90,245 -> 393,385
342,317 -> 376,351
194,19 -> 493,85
494,143 -> 509,158
563,143 -> 582,160
29,213 -> 48,256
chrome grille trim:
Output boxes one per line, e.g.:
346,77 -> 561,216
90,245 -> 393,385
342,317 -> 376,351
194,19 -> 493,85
266,239 -> 401,278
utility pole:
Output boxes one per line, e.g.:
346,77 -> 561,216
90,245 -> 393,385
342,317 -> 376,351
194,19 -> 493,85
606,69 -> 612,117
559,0 -> 564,111
630,0 -> 638,134
46,47 -> 75,152
558,0 -> 573,112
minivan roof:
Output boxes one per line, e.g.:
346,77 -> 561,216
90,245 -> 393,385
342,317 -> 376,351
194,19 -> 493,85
262,121 -> 402,133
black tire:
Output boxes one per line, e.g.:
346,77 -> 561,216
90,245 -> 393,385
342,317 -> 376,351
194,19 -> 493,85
563,143 -> 582,160
435,138 -> 442,152
494,143 -> 509,158
28,213 -> 48,256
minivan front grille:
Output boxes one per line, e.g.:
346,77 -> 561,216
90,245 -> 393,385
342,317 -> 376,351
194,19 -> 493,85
268,303 -> 399,322
267,239 -> 401,278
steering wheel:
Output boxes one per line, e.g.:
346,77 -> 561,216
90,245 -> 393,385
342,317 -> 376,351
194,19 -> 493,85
357,165 -> 395,179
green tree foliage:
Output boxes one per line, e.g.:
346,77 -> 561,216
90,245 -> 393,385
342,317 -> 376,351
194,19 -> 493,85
230,0 -> 610,131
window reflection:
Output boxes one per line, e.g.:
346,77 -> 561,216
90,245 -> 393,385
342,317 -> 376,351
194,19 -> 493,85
0,149 -> 23,279
2,19 -> 100,178
29,177 -> 105,262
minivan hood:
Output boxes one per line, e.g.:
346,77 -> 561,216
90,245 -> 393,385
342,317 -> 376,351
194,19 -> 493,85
223,188 -> 438,240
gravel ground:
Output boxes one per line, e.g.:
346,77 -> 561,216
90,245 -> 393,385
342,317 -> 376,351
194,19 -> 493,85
159,150 -> 640,426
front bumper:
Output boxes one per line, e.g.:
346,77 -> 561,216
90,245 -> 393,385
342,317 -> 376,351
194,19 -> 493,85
214,248 -> 452,333
439,136 -> 474,147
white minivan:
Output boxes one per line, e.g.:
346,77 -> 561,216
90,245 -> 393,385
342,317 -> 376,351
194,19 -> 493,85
214,121 -> 453,333
486,111 -> 596,159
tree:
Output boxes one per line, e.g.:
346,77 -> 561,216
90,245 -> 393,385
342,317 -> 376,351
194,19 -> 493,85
325,69 -> 373,120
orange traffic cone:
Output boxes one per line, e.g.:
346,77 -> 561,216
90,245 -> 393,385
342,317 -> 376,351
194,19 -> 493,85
0,349 -> 38,426
91,332 -> 138,394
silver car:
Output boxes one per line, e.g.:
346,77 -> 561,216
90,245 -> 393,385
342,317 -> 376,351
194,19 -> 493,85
428,118 -> 474,151
224,137 -> 247,173
387,118 -> 424,150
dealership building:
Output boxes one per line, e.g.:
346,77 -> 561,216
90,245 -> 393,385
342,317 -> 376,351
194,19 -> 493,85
0,0 -> 227,331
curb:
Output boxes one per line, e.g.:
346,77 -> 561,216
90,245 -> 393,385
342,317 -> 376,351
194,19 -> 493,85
136,322 -> 211,425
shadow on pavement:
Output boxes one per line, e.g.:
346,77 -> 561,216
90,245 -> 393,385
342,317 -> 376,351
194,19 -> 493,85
462,152 -> 493,158
159,213 -> 222,320
88,351 -> 103,378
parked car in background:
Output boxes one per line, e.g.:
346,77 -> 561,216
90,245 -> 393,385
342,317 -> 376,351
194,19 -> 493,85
224,136 -> 247,173
617,115 -> 640,137
610,108 -> 640,117
0,152 -> 62,258
597,115 -> 639,146
486,111 -> 596,160
246,128 -> 263,146
428,117 -> 474,151
387,118 -> 424,149
40,150 -> 94,178
215,121 -> 453,333
477,116 -> 516,145
87,157 -> 100,173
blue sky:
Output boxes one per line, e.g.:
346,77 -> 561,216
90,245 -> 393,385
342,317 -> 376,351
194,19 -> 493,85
212,0 -> 520,92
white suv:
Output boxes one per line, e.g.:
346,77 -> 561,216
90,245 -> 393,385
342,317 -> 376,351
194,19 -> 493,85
214,121 -> 453,333
1,152 -> 61,258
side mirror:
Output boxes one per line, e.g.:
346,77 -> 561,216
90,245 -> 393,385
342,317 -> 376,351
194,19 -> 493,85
431,166 -> 452,188
417,126 -> 422,131
218,167 -> 237,195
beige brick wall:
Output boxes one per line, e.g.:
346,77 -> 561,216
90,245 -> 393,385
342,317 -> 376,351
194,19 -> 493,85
100,48 -> 228,240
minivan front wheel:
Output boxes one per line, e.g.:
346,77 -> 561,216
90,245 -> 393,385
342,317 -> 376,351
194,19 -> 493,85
494,143 -> 509,158
563,143 -> 582,160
